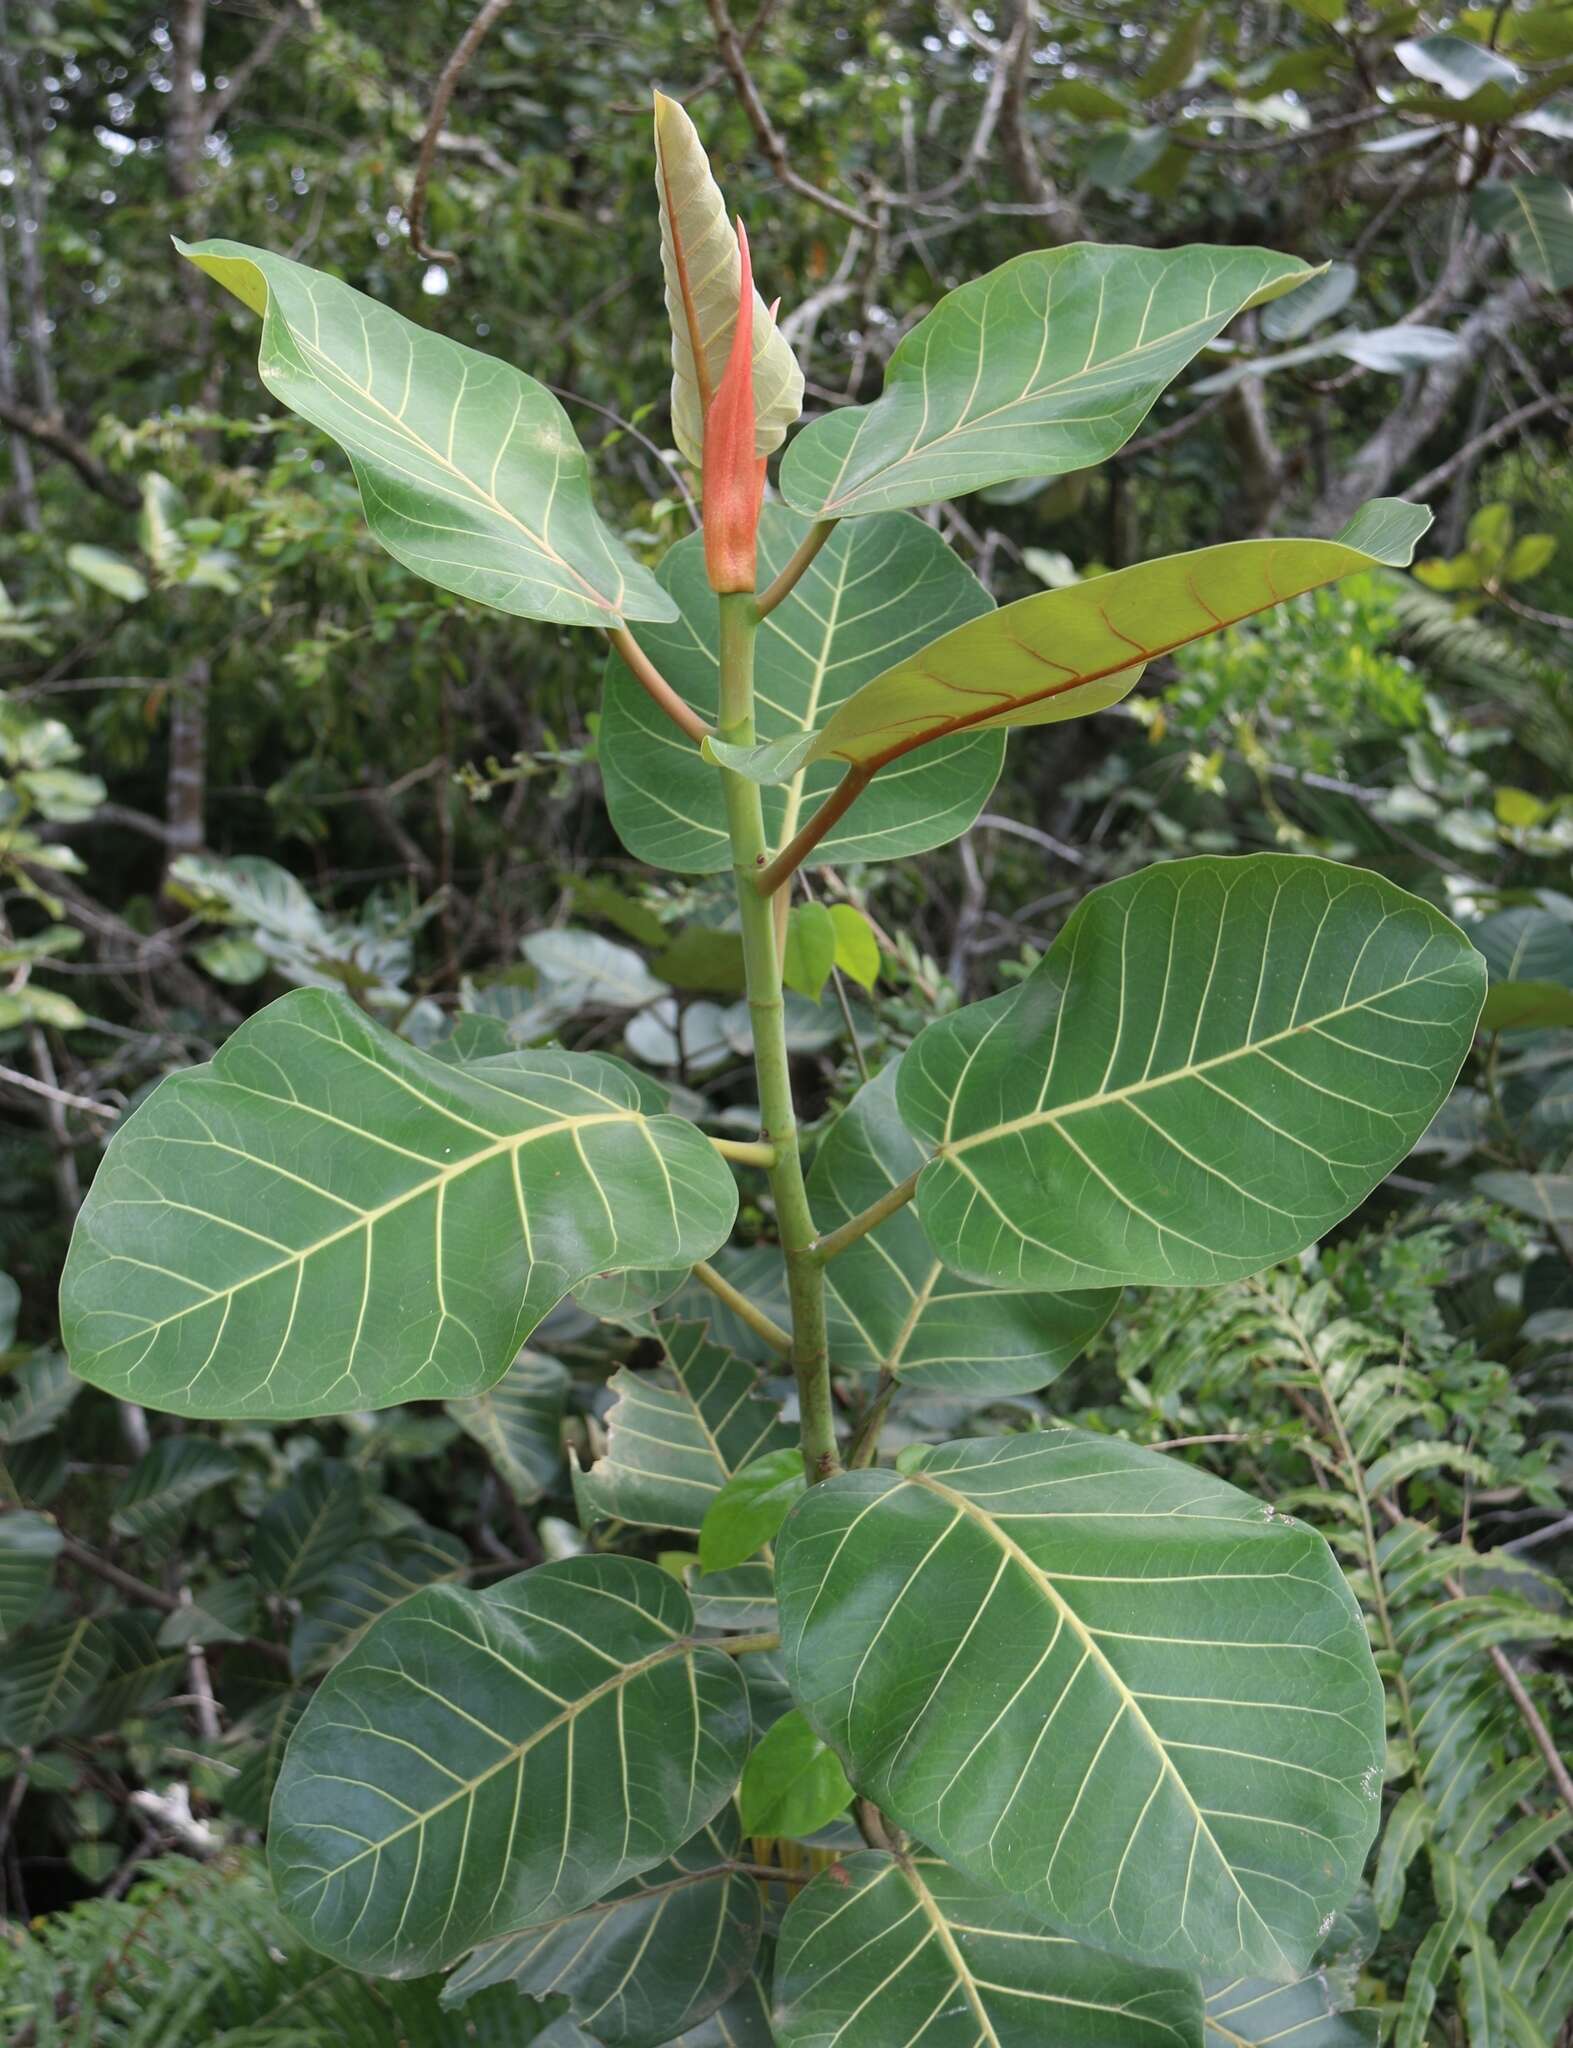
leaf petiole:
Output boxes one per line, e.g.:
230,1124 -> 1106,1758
604,624 -> 712,744
753,763 -> 875,895
810,1168 -> 920,1263
757,517 -> 838,618
692,1258 -> 793,1357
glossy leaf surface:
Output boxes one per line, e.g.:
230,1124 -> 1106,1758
810,1060 -> 1116,1393
600,508 -> 1001,873
720,503 -> 1429,778
700,1449 -> 805,1573
269,1556 -> 750,1976
737,1708 -> 851,1839
779,243 -> 1316,518
444,1808 -> 762,2045
900,856 -> 1483,1290
776,1432 -> 1385,1977
774,1850 -> 1204,2047
653,93 -> 803,466
178,239 -> 675,628
574,1321 -> 794,1537
61,989 -> 737,1418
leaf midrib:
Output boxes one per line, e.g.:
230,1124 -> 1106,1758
942,957 -> 1457,1158
900,1465 -> 1289,1967
898,1854 -> 1004,2048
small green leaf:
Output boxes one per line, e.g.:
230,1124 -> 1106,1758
61,988 -> 737,1419
828,905 -> 880,991
699,1449 -> 804,1573
1396,34 -> 1523,101
110,1438 -> 241,1539
782,902 -> 837,1002
177,238 -> 676,628
900,855 -> 1483,1291
268,1556 -> 750,1976
738,1708 -> 851,1838
1260,260 -> 1358,340
64,544 -> 148,603
780,243 -> 1318,519
156,1573 -> 261,1647
1139,6 -> 1210,93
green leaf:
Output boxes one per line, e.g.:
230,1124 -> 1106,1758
899,855 -> 1483,1291
699,1448 -> 805,1573
443,1808 -> 763,2044
1475,1170 -> 1573,1223
0,1616 -> 111,1746
61,987 -> 737,1419
1260,260 -> 1358,341
600,506 -> 1002,874
776,1432 -> 1385,1978
64,543 -> 148,603
774,1848 -> 1204,2047
778,244 -> 1317,519
828,905 -> 880,991
0,1511 -> 62,1638
1396,35 -> 1523,101
254,1457 -> 364,1596
737,1707 -> 851,1838
653,93 -> 803,468
574,1322 -> 794,1537
156,1573 -> 262,1647
0,1353 -> 80,1447
728,505 -> 1429,778
445,1348 -> 569,1504
1472,179 -> 1573,289
289,1527 -> 470,1674
268,1555 -> 750,1976
1471,905 -> 1573,987
783,902 -> 837,1002
1480,980 -> 1573,1031
177,238 -> 676,629
109,1437 -> 242,1538
1205,1972 -> 1377,2044
1139,7 -> 1211,94
810,1060 -> 1117,1394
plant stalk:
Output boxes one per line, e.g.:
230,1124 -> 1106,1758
757,517 -> 837,618
753,763 -> 874,895
811,1168 -> 920,1262
716,592 -> 840,1482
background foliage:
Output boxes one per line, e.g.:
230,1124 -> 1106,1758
0,0 -> 1569,2040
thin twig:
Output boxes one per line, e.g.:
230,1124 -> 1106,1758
0,1060 -> 120,1120
406,0 -> 514,264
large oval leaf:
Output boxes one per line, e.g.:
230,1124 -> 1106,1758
810,1060 -> 1116,1394
715,503 -> 1429,780
600,506 -> 1002,873
269,1555 -> 750,1976
774,1849 -> 1204,2047
60,988 -> 737,1419
899,855 -> 1484,1291
775,1432 -> 1385,1979
778,243 -> 1316,518
443,1808 -> 763,2044
654,93 -> 803,467
178,239 -> 675,628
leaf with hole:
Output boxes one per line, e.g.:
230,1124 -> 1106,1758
601,507 -> 1002,873
716,503 -> 1428,784
268,1554 -> 750,1976
898,855 -> 1483,1291
778,243 -> 1317,519
177,239 -> 675,628
443,1807 -> 762,2044
60,987 -> 737,1418
773,1849 -> 1204,2047
810,1060 -> 1117,1394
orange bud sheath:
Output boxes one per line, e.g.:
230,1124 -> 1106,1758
703,220 -> 762,595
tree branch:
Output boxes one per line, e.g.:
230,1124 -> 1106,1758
0,395 -> 135,506
407,0 -> 514,265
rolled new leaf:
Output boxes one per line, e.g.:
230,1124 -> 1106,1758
177,238 -> 676,628
60,989 -> 738,1419
654,92 -> 803,467
775,1432 -> 1386,1979
898,854 -> 1484,1293
269,1556 -> 750,1976
779,241 -> 1321,518
709,500 -> 1432,785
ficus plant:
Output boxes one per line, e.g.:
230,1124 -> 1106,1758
58,92 -> 1488,2048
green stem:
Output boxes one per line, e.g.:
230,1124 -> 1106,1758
716,592 -> 841,1484
757,517 -> 837,618
692,1258 -> 793,1357
811,1168 -> 920,1262
708,1136 -> 778,1167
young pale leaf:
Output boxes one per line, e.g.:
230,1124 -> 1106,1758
445,1348 -> 569,1504
810,1060 -> 1116,1394
715,503 -> 1430,782
828,904 -> 880,991
737,1707 -> 851,1839
269,1555 -> 750,1976
776,1432 -> 1385,1979
60,988 -> 737,1419
782,902 -> 837,1001
601,506 -> 1002,873
0,1510 -> 63,1639
899,855 -> 1484,1292
699,1448 -> 805,1573
176,239 -> 676,629
573,1321 -> 794,1537
778,242 -> 1318,518
443,1809 -> 763,2045
773,1849 -> 1205,2048
653,93 -> 803,467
